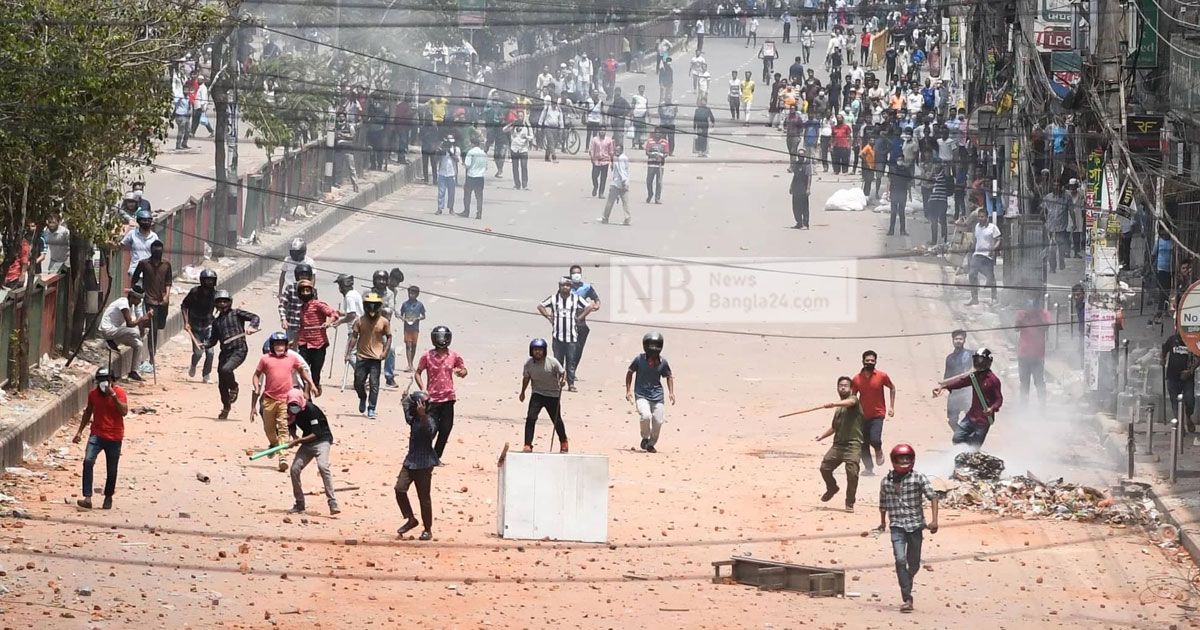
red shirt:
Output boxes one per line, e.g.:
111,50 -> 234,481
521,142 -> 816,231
256,353 -> 305,401
1015,309 -> 1052,359
3,238 -> 30,284
861,32 -> 871,47
850,369 -> 894,419
298,299 -> 337,349
831,124 -> 852,149
88,385 -> 128,441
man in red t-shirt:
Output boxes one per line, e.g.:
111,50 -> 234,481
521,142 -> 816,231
253,332 -> 317,472
72,368 -> 128,510
1014,299 -> 1052,404
830,114 -> 853,175
850,350 -> 896,475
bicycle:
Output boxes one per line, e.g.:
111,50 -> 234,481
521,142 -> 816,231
562,120 -> 582,155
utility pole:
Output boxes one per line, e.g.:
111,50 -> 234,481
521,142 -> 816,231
226,22 -> 241,252
211,23 -> 234,260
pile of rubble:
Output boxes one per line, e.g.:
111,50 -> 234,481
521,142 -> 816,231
938,452 -> 1161,526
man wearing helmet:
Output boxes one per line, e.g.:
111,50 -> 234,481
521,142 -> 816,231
813,376 -> 864,512
347,292 -> 392,419
71,369 -> 129,510
181,269 -> 218,382
933,347 -> 1003,449
371,269 -> 401,387
206,290 -> 261,420
874,443 -> 939,613
277,238 -> 314,297
278,263 -> 315,344
519,338 -> 568,453
98,286 -> 152,382
254,332 -> 317,471
625,332 -> 675,453
415,325 -> 468,458
396,390 -> 438,540
119,209 -> 159,277
295,279 -> 340,395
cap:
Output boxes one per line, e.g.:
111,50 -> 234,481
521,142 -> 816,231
1068,178 -> 1079,185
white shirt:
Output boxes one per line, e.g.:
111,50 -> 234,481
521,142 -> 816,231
465,146 -> 488,178
728,78 -> 742,98
100,297 -> 142,333
611,153 -> 630,187
696,19 -> 705,35
536,72 -> 555,92
341,289 -> 364,324
631,94 -> 648,117
937,138 -> 956,162
194,83 -> 210,111
802,29 -> 814,46
281,256 -> 315,288
848,66 -> 865,84
749,18 -> 759,33
973,222 -> 1002,258
690,55 -> 705,77
120,228 -> 159,275
905,92 -> 923,114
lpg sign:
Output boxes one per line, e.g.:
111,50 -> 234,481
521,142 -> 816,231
1036,27 -> 1073,51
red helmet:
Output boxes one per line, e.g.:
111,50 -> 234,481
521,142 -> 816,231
890,443 -> 916,474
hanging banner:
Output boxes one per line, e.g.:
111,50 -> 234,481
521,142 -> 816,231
949,17 -> 960,46
1131,0 -> 1159,68
1084,148 -> 1104,230
1127,114 -> 1164,155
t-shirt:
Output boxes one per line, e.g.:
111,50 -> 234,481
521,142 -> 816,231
1163,335 -> 1194,382
850,369 -> 893,418
831,395 -> 864,447
120,228 -> 159,275
100,297 -> 140,332
418,349 -> 465,403
524,357 -> 565,397
973,222 -> 1002,258
1015,309 -> 1052,360
400,298 -> 426,332
1156,238 -> 1173,272
44,225 -> 70,270
728,78 -> 742,98
298,299 -> 337,349
352,314 -> 391,360
88,385 -> 128,442
256,353 -> 305,401
629,353 -> 672,403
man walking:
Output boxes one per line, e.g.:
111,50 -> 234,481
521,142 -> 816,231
943,329 -> 973,432
933,348 -> 1004,449
208,290 -> 259,419
850,350 -> 896,476
645,128 -> 669,204
295,279 -> 339,396
253,332 -> 316,472
1015,297 -> 1052,404
569,265 -> 600,367
599,144 -> 632,225
790,149 -> 812,229
285,388 -> 340,515
814,376 -> 864,512
520,338 -> 569,453
589,129 -> 613,198
348,292 -> 392,419
1043,180 -> 1070,273
72,368 -> 128,510
967,209 -> 1002,305
626,332 -> 675,453
1163,332 -> 1197,433
461,137 -> 488,219
537,278 -> 595,392
435,136 -> 460,215
873,443 -> 939,613
415,326 -> 468,458
130,240 -> 172,370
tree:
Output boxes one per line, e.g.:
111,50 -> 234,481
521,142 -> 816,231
0,0 -> 227,390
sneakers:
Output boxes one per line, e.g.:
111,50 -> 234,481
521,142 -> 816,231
288,504 -> 306,514
418,530 -> 433,541
567,385 -> 578,393
217,407 -> 230,420
622,219 -> 631,226
367,409 -> 377,419
277,460 -> 289,473
397,518 -> 420,536
126,371 -> 145,382
76,497 -> 92,509
559,440 -> 569,454
845,504 -> 855,513
188,364 -> 197,378
202,374 -> 212,384
138,360 -> 155,374
874,452 -> 885,466
900,599 -> 914,613
385,379 -> 398,388
102,496 -> 113,510
597,217 -> 609,224
820,486 -> 840,502
329,501 -> 341,515
522,445 -> 533,453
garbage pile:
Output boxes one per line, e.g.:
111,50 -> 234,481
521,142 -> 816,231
938,453 -> 1161,526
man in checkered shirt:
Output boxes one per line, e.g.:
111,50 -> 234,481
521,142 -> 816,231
874,443 -> 939,613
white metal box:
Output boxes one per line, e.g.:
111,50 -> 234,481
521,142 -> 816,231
496,452 -> 609,543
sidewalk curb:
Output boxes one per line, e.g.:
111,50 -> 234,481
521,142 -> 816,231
0,165 -> 417,470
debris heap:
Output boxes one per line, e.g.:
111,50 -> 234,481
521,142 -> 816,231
938,453 -> 1160,526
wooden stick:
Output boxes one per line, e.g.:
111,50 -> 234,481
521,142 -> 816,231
778,405 -> 824,418
937,369 -> 974,388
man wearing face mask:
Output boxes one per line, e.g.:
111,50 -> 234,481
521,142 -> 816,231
348,292 -> 392,419
131,240 -> 173,371
207,290 -> 260,420
295,279 -> 340,396
72,368 -> 128,510
278,263 -> 314,345
120,209 -> 159,278
850,350 -> 896,476
933,348 -> 1003,450
254,332 -> 316,472
285,388 -> 339,515
568,265 -> 601,370
98,286 -> 152,382
182,269 -> 218,382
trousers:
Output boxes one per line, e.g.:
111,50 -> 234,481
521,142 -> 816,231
82,435 -> 122,498
646,166 -> 663,202
217,342 -> 247,409
189,325 -> 214,377
261,397 -> 289,448
890,527 -> 924,602
395,466 -> 434,530
635,397 -> 665,447
819,445 -> 860,507
298,345 -> 328,388
603,185 -> 631,223
860,417 -> 884,472
524,393 -> 568,446
968,254 -> 997,300
353,357 -> 382,411
463,176 -> 484,216
429,400 -> 456,457
290,440 -> 335,506
591,164 -> 609,195
1018,357 -> 1046,402
791,193 -> 810,227
551,339 -> 579,386
437,174 -> 457,211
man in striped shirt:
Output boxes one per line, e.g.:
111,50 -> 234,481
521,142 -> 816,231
536,278 -> 595,392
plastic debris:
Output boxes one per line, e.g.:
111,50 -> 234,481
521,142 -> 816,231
952,452 -> 1005,481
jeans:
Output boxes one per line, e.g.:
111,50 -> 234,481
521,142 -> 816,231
860,417 -> 884,472
947,393 -> 970,431
437,174 -> 457,211
290,440 -> 335,507
510,152 -> 529,188
463,176 -> 484,216
524,393 -> 568,446
384,346 -> 396,382
82,435 -> 122,498
791,193 -> 809,227
890,527 -> 924,602
926,200 -> 948,244
635,397 -> 666,447
646,166 -> 663,202
395,466 -> 434,530
888,186 -> 908,233
1018,357 -> 1046,402
1167,377 -> 1197,419
174,114 -> 191,148
217,342 -> 247,409
575,324 -> 592,366
968,254 -> 997,301
728,96 -> 740,119
189,325 -> 214,378
353,357 -> 382,412
298,345 -> 328,389
952,418 -> 991,448
591,164 -> 609,195
819,445 -> 860,507
429,400 -> 456,457
551,339 -> 580,387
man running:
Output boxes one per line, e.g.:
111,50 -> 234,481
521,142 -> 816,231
285,388 -> 340,515
348,292 -> 392,419
399,285 -> 427,373
207,290 -> 259,419
396,390 -> 438,540
933,348 -> 1003,449
295,279 -> 339,395
813,376 -> 864,512
966,209 -> 1002,305
415,326 -> 468,459
252,332 -> 316,472
72,368 -> 128,510
873,443 -> 939,613
181,269 -> 218,383
851,350 -> 896,476
625,332 -> 676,453
277,238 -> 313,297
520,338 -> 568,453
279,263 -> 314,344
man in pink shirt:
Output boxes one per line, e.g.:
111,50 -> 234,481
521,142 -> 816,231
414,325 -> 468,459
589,129 -> 614,197
253,332 -> 317,472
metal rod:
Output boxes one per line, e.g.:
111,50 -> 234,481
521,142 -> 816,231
1054,302 -> 1060,349
1171,418 -> 1179,484
1122,339 -> 1129,389
1179,394 -> 1186,455
1127,418 -> 1136,480
1147,402 -> 1156,455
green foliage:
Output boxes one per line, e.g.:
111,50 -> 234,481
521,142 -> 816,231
239,53 -> 337,158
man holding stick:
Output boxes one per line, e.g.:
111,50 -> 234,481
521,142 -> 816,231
932,348 -> 1003,449
284,388 -> 339,515
813,376 -> 864,512
207,290 -> 259,420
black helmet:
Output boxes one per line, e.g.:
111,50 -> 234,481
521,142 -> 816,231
642,332 -> 664,354
973,347 -> 994,371
335,273 -> 354,288
135,209 -> 153,224
95,367 -> 114,382
199,269 -> 217,287
293,263 -> 314,281
529,337 -> 548,356
372,269 -> 389,286
288,238 -> 307,260
389,267 -> 405,284
431,325 -> 452,348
